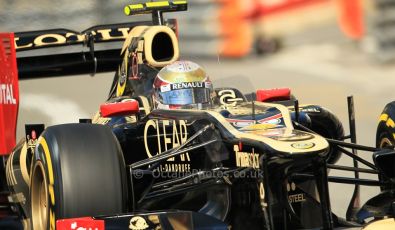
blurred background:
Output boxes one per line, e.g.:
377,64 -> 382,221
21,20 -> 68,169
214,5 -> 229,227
2,0 -> 395,220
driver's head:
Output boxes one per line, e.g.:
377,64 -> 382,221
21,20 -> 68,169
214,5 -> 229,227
152,61 -> 214,109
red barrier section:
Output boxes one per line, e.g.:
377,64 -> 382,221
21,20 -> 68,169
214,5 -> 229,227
218,0 -> 253,58
335,0 -> 364,40
260,0 -> 328,15
217,0 -> 331,58
0,33 -> 19,155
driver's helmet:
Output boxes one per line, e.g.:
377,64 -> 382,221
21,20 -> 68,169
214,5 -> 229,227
153,61 -> 214,109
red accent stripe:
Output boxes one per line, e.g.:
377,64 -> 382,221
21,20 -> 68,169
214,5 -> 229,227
247,0 -> 329,19
258,113 -> 282,123
226,113 -> 282,124
100,100 -> 140,118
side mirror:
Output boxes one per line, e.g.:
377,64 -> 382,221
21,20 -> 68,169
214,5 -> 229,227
100,99 -> 139,118
256,88 -> 291,102
373,149 -> 395,181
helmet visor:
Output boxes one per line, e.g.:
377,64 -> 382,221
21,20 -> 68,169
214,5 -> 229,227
159,88 -> 211,105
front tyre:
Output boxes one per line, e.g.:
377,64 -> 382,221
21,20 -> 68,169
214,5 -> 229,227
304,106 -> 344,164
30,124 -> 127,230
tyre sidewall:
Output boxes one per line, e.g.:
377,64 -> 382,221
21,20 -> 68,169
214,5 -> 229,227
32,136 -> 61,230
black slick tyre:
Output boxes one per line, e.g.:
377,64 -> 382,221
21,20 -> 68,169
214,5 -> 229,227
30,124 -> 127,230
305,106 -> 344,164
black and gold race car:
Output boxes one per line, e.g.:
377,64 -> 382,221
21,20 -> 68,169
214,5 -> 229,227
1,1 -> 395,229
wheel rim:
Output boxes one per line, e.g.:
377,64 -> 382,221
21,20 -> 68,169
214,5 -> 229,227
380,137 -> 393,148
31,162 -> 48,230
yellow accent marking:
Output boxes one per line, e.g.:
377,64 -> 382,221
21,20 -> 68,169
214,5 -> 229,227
116,62 -> 127,97
146,1 -> 170,7
39,137 -> 56,207
387,118 -> 395,128
49,210 -> 55,230
124,4 -> 144,15
173,1 -> 187,4
48,185 -> 55,207
130,4 -> 144,9
393,133 -> 395,141
379,113 -> 389,122
39,138 -> 54,185
240,123 -> 276,131
124,6 -> 131,16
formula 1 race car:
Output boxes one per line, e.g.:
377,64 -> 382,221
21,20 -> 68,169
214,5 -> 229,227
1,1 -> 395,230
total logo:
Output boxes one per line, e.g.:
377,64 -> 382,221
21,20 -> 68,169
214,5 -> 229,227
0,84 -> 17,105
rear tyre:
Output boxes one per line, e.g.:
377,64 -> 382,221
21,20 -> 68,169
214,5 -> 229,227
30,124 -> 127,230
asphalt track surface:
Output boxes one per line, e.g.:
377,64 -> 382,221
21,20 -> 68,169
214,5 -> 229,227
16,28 -> 395,220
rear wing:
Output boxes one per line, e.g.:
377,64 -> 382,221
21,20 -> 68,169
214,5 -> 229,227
16,0 -> 187,79
15,22 -> 146,52
16,21 -> 169,79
